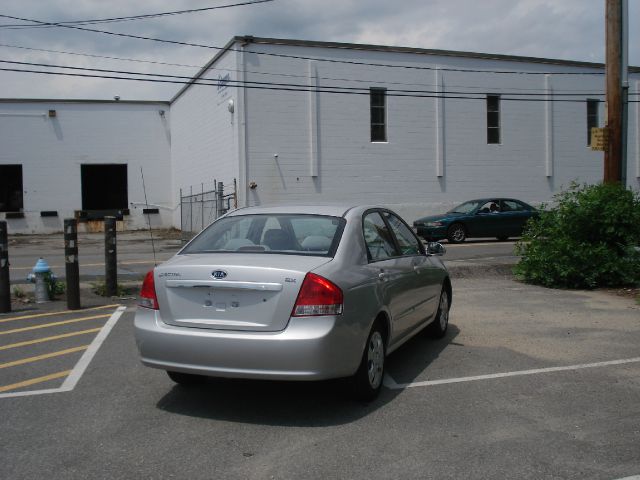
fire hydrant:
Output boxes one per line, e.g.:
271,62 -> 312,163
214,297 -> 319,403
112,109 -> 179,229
27,257 -> 53,303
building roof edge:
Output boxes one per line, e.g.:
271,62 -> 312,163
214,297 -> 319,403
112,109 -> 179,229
170,35 -> 640,101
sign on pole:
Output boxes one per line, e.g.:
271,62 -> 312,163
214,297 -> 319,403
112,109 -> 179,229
591,127 -> 609,151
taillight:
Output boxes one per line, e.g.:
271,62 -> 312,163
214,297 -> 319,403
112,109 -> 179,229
292,273 -> 343,317
138,270 -> 159,310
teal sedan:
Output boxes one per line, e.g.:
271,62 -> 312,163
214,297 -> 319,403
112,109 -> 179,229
413,198 -> 538,243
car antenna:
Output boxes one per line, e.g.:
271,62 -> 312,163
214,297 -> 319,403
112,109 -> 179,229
140,167 -> 157,266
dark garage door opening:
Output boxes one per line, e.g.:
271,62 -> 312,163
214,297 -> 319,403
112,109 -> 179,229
81,164 -> 128,211
0,165 -> 23,212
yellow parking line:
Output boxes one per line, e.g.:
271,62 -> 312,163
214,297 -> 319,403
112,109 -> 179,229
0,328 -> 101,351
0,304 -> 120,324
0,314 -> 110,336
0,370 -> 72,393
0,345 -> 88,369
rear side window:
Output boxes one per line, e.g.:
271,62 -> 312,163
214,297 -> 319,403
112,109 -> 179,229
363,212 -> 399,261
181,214 -> 344,257
502,200 -> 527,212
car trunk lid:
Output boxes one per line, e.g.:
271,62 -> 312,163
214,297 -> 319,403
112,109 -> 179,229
154,253 -> 332,332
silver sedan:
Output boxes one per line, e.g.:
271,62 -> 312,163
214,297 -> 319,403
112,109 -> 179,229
134,205 -> 451,400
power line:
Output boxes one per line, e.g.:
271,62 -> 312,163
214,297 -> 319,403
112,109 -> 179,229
0,13 -> 608,77
0,43 -> 202,68
0,59 -> 614,97
0,42 -> 608,93
0,0 -> 275,29
5,66 -> 636,103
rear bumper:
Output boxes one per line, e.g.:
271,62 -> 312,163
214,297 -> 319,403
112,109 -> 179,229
134,308 -> 363,381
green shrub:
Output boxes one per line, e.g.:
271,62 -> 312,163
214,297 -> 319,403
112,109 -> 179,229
12,286 -> 26,299
91,281 -> 133,297
515,182 -> 640,289
44,272 -> 65,299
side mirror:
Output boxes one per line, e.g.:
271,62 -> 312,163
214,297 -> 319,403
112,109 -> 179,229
427,242 -> 446,256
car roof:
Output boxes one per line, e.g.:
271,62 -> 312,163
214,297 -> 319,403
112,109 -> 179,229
463,198 -> 526,203
225,204 -> 366,218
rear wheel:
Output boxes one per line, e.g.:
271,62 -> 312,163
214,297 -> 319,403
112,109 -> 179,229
166,370 -> 205,386
427,288 -> 450,339
351,322 -> 386,401
447,223 -> 466,243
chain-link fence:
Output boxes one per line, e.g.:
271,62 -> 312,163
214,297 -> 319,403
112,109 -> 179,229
180,179 -> 237,242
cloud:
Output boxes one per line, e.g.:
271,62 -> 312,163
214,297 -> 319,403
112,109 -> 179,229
0,0 -> 637,100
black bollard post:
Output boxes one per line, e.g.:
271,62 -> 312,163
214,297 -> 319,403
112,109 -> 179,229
0,221 -> 10,313
104,216 -> 117,297
64,219 -> 81,310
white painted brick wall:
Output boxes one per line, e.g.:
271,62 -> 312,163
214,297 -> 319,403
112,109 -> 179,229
170,51 -> 240,228
237,42 -> 639,222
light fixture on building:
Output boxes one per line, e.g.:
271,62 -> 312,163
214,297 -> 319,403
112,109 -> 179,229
159,109 -> 165,117
48,110 -> 56,118
114,95 -> 121,101
227,99 -> 235,113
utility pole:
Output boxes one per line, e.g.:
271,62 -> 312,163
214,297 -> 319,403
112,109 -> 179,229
604,0 -> 628,183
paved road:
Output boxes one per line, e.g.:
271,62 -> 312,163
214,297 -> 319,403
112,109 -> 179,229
1,276 -> 638,479
7,232 -> 518,284
442,239 -> 518,260
7,231 -> 178,283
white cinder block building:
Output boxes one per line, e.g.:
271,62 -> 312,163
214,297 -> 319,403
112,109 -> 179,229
1,36 -> 639,233
0,100 -> 172,232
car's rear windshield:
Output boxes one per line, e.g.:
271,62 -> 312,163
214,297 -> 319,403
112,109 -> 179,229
180,214 -> 346,257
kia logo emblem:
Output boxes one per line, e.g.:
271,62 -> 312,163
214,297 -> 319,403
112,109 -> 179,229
212,270 -> 227,279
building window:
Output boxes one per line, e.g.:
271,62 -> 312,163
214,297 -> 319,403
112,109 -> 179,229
81,164 -> 128,211
370,88 -> 387,142
487,94 -> 501,144
0,165 -> 23,212
587,99 -> 599,146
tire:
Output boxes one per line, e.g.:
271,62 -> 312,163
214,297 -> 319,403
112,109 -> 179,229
166,370 -> 205,386
496,235 -> 508,241
351,321 -> 386,402
447,223 -> 466,243
427,288 -> 450,339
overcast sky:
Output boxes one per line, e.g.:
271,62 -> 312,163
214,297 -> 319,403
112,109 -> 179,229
0,0 -> 637,101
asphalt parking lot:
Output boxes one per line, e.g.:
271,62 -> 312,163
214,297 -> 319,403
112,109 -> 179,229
1,273 -> 638,480
0,305 -> 124,397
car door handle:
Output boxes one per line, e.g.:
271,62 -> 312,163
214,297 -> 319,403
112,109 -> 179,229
378,272 -> 387,281
413,265 -> 420,273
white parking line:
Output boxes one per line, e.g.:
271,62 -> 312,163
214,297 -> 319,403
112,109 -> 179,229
385,356 -> 640,390
61,306 -> 126,391
0,306 -> 126,399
